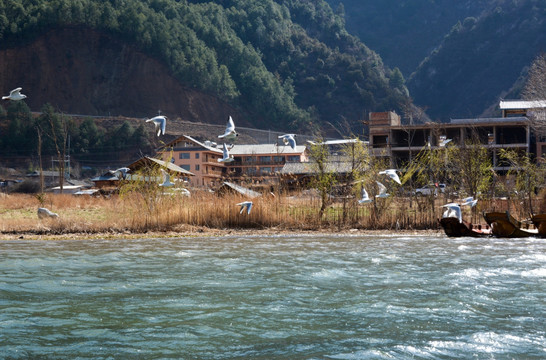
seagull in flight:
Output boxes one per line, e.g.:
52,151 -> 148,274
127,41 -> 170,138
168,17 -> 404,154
114,167 -> 131,180
218,116 -> 238,142
237,201 -> 253,215
462,196 -> 478,207
2,87 -> 26,101
146,115 -> 167,136
375,181 -> 390,198
159,169 -> 175,187
439,138 -> 452,147
278,134 -> 297,150
379,169 -> 401,185
218,143 -> 234,163
442,202 -> 462,222
358,187 -> 372,204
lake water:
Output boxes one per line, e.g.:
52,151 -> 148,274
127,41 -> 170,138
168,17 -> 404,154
1,234 -> 545,359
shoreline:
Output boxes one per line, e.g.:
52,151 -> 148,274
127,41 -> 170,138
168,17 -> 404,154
0,226 -> 443,241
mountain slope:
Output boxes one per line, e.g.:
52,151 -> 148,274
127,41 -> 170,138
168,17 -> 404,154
325,0 -> 491,75
407,0 -> 546,120
0,0 -> 409,133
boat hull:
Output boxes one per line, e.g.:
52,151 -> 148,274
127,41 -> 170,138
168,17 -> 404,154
483,212 -> 539,238
439,217 -> 490,237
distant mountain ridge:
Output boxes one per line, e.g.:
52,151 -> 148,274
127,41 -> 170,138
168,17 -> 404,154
326,0 -> 546,121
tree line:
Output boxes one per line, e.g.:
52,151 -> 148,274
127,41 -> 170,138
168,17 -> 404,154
0,101 -> 152,168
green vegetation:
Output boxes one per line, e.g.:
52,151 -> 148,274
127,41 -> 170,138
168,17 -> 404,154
0,102 -> 152,167
0,0 -> 408,133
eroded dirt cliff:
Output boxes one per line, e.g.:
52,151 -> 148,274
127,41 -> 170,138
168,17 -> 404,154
0,27 -> 248,127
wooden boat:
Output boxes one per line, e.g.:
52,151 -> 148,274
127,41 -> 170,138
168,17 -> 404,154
483,211 -> 539,238
439,216 -> 491,237
531,214 -> 546,237
439,203 -> 491,237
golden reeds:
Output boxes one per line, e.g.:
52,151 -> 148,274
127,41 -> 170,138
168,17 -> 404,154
0,191 -> 542,236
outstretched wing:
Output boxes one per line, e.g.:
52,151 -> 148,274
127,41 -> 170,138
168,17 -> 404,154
219,116 -> 235,138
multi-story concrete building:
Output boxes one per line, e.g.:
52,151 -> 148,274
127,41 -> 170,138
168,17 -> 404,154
368,99 -> 545,171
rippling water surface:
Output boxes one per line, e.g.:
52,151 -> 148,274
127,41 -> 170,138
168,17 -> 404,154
1,234 -> 545,359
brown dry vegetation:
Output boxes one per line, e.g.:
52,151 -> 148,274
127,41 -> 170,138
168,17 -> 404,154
2,189 -> 541,240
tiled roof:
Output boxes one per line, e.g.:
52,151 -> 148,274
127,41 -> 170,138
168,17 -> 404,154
218,181 -> 262,198
126,156 -> 195,176
499,99 -> 546,110
229,143 -> 306,155
281,161 -> 354,175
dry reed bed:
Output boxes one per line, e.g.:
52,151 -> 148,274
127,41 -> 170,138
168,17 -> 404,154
0,191 -> 539,236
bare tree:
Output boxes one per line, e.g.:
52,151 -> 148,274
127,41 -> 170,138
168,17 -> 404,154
522,53 -> 546,136
308,136 -> 337,220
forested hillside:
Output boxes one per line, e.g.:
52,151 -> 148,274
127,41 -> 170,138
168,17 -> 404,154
326,0 -> 546,121
0,0 -> 409,134
408,0 -> 546,120
325,0 -> 491,75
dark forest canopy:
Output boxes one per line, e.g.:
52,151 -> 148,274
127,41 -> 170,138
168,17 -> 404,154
0,0 -> 409,133
325,0 -> 546,121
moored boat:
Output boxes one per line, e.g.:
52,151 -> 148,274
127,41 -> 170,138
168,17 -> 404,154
483,211 -> 539,238
439,202 -> 491,237
439,217 -> 491,237
531,214 -> 546,237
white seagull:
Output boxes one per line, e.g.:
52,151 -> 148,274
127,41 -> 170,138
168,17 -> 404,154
439,138 -> 452,147
218,143 -> 234,163
146,115 -> 167,136
358,187 -> 372,204
462,196 -> 478,207
37,207 -> 59,219
237,201 -> 253,215
159,169 -> 175,187
278,134 -> 297,150
114,167 -> 131,180
218,116 -> 238,142
376,181 -> 390,198
379,169 -> 401,185
442,203 -> 462,222
2,87 -> 26,101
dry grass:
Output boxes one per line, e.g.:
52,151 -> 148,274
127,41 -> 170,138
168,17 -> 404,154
1,190 -> 542,237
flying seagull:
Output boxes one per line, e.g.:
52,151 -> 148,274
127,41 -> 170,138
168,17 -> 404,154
114,167 -> 131,180
278,134 -> 297,150
218,116 -> 238,142
159,169 -> 175,187
379,169 -> 401,185
375,181 -> 390,198
146,115 -> 167,136
237,201 -> 253,215
37,207 -> 59,219
439,138 -> 452,147
358,187 -> 372,204
218,143 -> 234,163
2,87 -> 26,101
442,202 -> 462,222
462,196 -> 478,207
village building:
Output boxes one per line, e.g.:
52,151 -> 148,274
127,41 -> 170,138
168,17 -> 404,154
368,99 -> 546,172
160,135 -> 308,187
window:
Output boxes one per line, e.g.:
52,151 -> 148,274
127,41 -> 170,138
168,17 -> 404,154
287,155 -> 300,162
179,152 -> 190,159
195,153 -> 200,159
195,165 -> 200,171
181,165 -> 190,171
